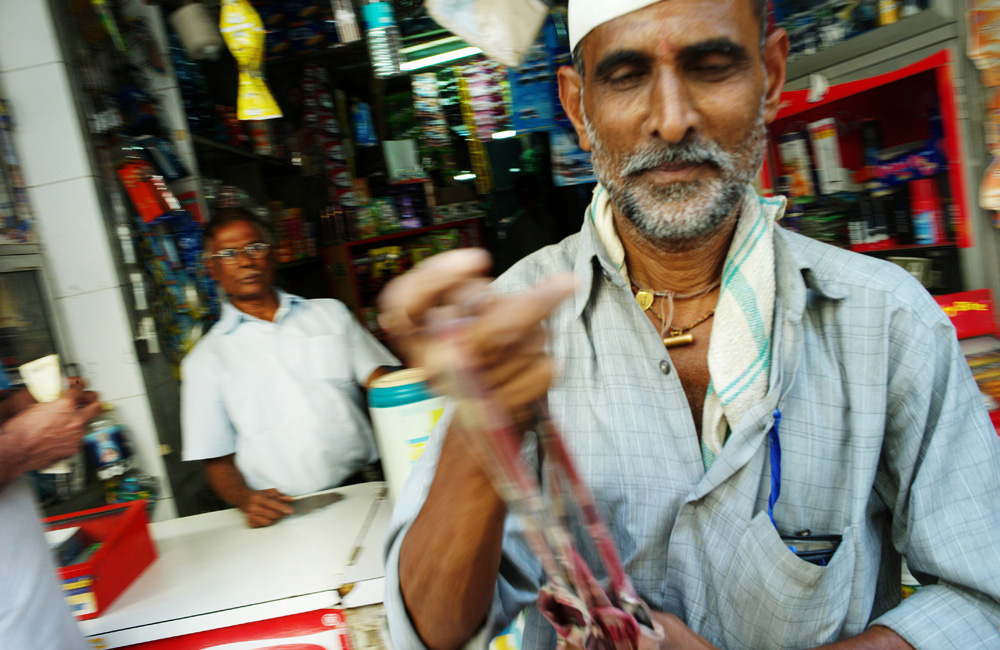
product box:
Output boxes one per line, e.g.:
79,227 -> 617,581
935,289 -> 1000,434
807,118 -> 849,195
43,500 -> 157,620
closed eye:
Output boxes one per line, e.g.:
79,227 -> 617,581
680,38 -> 750,81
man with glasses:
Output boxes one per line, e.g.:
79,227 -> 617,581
181,209 -> 399,527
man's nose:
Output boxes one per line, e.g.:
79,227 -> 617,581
236,249 -> 255,267
643,68 -> 700,144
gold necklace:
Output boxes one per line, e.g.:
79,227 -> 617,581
630,277 -> 721,348
649,307 -> 716,348
631,278 -> 720,312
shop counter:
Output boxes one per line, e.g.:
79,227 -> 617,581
78,482 -> 391,648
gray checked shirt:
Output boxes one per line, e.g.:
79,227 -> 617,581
383,199 -> 1000,649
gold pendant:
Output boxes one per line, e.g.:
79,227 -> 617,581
663,333 -> 695,348
635,290 -> 654,311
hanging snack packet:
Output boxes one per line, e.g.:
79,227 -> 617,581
220,0 -> 283,120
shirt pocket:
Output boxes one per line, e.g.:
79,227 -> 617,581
304,334 -> 352,383
718,511 -> 856,650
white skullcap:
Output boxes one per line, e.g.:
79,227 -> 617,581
568,0 -> 663,52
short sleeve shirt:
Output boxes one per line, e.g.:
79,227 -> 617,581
181,291 -> 399,495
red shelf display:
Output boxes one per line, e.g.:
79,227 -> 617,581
763,49 -> 973,250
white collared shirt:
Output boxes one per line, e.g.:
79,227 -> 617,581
181,291 -> 399,495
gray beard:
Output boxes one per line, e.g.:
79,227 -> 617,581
584,105 -> 767,244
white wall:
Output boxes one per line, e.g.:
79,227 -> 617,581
0,0 -> 177,520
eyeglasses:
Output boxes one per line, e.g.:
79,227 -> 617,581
209,242 -> 272,265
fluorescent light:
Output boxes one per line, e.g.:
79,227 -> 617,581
509,167 -> 522,173
401,36 -> 463,54
401,47 -> 482,72
492,130 -> 517,140
454,173 -> 477,181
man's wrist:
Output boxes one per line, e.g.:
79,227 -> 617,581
233,487 -> 256,511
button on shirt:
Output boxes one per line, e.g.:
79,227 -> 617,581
182,291 -> 399,496
383,205 -> 1000,649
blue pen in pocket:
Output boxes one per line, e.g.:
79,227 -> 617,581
768,408 -> 842,566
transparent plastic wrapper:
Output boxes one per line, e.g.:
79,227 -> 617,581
424,0 -> 549,67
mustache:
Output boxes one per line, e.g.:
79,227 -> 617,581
621,138 -> 733,176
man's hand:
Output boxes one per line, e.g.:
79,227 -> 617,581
378,248 -> 576,427
382,249 -> 577,650
0,385 -> 102,487
204,455 -> 295,528
241,488 -> 294,528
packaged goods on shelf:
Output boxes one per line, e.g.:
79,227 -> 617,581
272,204 -> 317,264
0,81 -> 35,243
776,0 -> 930,63
935,290 -> 1000,434
550,129 -> 595,187
219,0 -> 283,120
301,65 -> 360,209
507,13 -> 570,134
363,0 -> 405,78
412,73 -> 452,148
455,59 -> 513,141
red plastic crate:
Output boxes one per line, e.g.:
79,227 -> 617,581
44,500 -> 157,620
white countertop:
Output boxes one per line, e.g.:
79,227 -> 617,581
80,482 -> 390,647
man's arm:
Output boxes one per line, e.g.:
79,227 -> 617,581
379,249 -> 575,650
397,424 -> 508,649
0,387 -> 101,490
203,455 -> 293,528
180,351 -> 288,528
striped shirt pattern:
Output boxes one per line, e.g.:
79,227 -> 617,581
383,211 -> 1000,649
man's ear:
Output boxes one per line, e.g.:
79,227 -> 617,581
558,64 -> 591,152
762,28 -> 789,124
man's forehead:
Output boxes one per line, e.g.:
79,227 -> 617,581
212,220 -> 267,247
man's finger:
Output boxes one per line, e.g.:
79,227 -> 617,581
258,494 -> 294,516
76,400 -> 103,424
379,248 -> 493,333
472,273 -> 577,348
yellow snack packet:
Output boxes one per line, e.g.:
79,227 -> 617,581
219,0 -> 282,120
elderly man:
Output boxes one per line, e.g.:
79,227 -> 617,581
380,0 -> 1000,648
182,209 -> 399,528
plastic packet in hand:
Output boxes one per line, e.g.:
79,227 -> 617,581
424,0 -> 549,67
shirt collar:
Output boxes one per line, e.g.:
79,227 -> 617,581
572,201 -> 629,319
571,192 -> 847,321
216,289 -> 305,334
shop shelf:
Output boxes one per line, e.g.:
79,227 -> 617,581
766,50 -> 973,250
784,6 -> 957,83
0,243 -> 42,260
277,256 -> 320,270
190,134 -> 298,176
263,39 -> 370,70
852,242 -> 957,255
344,216 -> 483,248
